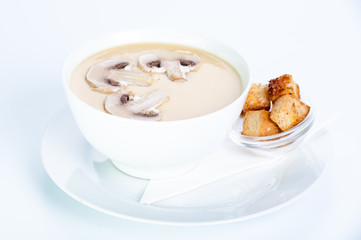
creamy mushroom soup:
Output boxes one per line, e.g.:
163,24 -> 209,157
70,43 -> 242,121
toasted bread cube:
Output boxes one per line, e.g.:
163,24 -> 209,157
242,109 -> 281,137
268,74 -> 300,102
241,84 -> 270,117
270,95 -> 310,131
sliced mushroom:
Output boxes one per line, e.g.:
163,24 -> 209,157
161,60 -> 186,81
107,71 -> 153,86
175,50 -> 201,72
138,53 -> 166,73
127,90 -> 168,115
104,89 -> 168,121
86,59 -> 152,93
138,50 -> 201,81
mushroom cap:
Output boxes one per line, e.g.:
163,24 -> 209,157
104,91 -> 131,114
175,50 -> 201,72
138,53 -> 166,73
86,59 -> 152,93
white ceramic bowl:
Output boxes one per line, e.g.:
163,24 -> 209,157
62,30 -> 251,179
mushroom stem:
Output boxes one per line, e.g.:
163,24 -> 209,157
108,71 -> 153,87
161,60 -> 187,81
127,90 -> 169,114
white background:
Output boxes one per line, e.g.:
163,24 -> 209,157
1,0 -> 361,239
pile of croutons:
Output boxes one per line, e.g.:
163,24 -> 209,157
241,74 -> 310,137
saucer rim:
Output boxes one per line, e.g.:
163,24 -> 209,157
41,106 -> 332,226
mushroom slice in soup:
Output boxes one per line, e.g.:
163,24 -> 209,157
104,91 -> 133,112
138,50 -> 201,81
104,90 -> 169,121
175,50 -> 201,72
161,60 -> 186,81
86,59 -> 152,93
166,50 -> 201,81
138,53 -> 166,73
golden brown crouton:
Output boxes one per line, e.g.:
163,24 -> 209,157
270,95 -> 310,131
268,74 -> 300,102
241,84 -> 270,117
242,109 -> 281,137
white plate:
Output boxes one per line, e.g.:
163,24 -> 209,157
41,107 -> 332,225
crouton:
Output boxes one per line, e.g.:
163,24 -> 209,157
242,109 -> 281,137
241,84 -> 270,117
268,74 -> 300,102
270,95 -> 310,131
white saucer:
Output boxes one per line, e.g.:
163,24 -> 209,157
41,107 -> 332,225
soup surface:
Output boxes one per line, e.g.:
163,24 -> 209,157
70,43 -> 242,121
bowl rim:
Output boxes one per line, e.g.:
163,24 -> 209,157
62,29 -> 252,124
